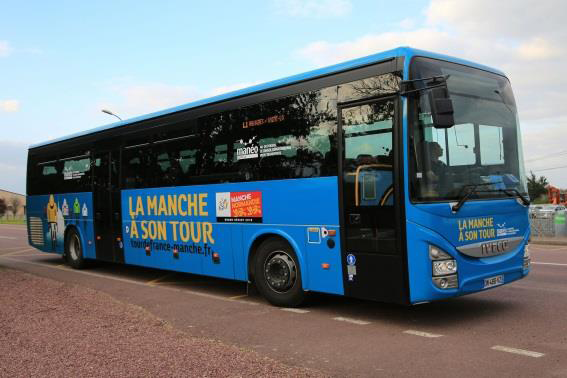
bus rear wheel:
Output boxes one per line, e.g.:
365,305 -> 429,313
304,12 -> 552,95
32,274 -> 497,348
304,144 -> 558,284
65,229 -> 86,269
254,238 -> 306,307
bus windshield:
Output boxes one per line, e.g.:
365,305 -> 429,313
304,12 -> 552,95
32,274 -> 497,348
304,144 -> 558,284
409,57 -> 527,202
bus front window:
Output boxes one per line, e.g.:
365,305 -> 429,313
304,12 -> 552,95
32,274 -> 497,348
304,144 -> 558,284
409,57 -> 527,202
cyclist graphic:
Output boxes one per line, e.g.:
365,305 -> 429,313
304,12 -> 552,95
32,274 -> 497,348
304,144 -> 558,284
46,194 -> 58,250
73,198 -> 81,222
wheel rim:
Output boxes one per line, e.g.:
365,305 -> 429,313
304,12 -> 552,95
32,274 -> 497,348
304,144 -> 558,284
69,234 -> 80,261
264,250 -> 297,293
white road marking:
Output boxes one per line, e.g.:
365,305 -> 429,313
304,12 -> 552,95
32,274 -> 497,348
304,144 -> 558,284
403,330 -> 443,338
281,308 -> 310,314
0,256 -> 259,305
532,262 -> 567,267
0,235 -> 17,239
333,316 -> 370,325
491,345 -> 544,358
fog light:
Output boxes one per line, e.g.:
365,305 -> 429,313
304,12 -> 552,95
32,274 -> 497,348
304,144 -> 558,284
433,274 -> 458,289
432,259 -> 457,276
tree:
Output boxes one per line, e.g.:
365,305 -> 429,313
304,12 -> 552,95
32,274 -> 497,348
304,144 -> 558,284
527,171 -> 548,201
0,198 -> 6,218
9,197 -> 21,217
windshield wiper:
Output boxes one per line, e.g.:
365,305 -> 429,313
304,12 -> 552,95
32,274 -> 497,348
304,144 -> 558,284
451,182 -> 503,213
452,183 -> 530,213
499,188 -> 530,206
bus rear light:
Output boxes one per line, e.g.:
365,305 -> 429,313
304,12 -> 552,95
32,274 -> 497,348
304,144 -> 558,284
96,235 -> 101,240
145,246 -> 151,256
322,263 -> 330,269
116,237 -> 121,242
173,248 -> 179,259
327,230 -> 336,237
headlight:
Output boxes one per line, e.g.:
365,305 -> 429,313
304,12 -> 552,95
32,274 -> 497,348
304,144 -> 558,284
429,245 -> 459,289
429,245 -> 452,260
432,259 -> 458,276
523,244 -> 531,270
523,244 -> 530,259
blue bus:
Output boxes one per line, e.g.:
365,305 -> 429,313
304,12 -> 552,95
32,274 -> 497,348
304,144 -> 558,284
26,47 -> 531,306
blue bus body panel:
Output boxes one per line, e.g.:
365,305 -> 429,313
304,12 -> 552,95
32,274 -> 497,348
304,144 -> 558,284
120,177 -> 344,295
405,199 -> 529,303
27,192 -> 95,258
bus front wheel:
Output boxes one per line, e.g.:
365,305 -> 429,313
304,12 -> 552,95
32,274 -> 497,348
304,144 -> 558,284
65,229 -> 86,269
254,238 -> 306,307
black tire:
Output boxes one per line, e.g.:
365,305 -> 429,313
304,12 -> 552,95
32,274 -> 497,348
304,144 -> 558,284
254,238 -> 306,307
65,228 -> 87,269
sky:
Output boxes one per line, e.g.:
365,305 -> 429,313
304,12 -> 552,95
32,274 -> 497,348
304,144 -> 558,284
1,0 -> 566,194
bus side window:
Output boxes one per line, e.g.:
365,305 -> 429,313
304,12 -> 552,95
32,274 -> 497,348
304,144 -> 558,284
122,143 -> 151,189
62,156 -> 91,193
238,87 -> 338,181
37,160 -> 62,194
151,129 -> 201,187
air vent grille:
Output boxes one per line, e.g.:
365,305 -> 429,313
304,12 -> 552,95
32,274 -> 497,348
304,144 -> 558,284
28,217 -> 44,246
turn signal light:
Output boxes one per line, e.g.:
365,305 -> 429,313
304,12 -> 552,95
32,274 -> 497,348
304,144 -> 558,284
328,230 -> 337,237
322,263 -> 330,269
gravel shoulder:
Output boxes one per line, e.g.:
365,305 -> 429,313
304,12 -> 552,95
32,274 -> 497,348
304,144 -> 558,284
0,267 -> 324,377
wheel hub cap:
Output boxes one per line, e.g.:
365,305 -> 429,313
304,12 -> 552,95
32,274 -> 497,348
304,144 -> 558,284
265,252 -> 296,293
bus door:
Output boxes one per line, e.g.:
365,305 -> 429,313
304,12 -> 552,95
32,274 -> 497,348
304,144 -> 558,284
92,150 -> 124,263
339,97 -> 405,302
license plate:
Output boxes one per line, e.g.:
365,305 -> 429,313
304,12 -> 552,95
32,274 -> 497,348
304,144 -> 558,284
484,275 -> 504,289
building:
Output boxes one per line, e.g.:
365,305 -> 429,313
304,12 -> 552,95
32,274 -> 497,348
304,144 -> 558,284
0,189 -> 26,218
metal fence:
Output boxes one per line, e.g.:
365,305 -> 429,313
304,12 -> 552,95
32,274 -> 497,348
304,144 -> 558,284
530,210 -> 567,239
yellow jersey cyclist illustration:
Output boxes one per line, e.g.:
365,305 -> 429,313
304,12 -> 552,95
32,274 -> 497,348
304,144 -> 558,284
46,194 -> 58,250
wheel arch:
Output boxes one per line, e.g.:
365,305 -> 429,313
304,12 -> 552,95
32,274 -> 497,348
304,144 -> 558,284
246,229 -> 308,290
63,224 -> 87,258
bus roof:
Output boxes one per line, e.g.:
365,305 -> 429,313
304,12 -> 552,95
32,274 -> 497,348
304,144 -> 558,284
30,46 -> 505,149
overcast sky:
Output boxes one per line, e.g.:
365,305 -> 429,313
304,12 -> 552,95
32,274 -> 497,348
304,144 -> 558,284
1,0 -> 566,194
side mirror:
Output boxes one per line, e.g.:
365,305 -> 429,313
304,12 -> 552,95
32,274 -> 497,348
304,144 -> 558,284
429,86 -> 455,128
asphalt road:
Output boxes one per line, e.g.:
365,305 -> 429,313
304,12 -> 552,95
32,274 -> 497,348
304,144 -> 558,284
1,224 -> 566,377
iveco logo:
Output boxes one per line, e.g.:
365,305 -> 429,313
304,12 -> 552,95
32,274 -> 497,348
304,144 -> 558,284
481,240 -> 509,256
457,237 -> 522,258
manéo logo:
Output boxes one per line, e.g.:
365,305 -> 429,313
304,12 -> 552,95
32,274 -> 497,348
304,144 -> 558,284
236,138 -> 258,160
215,191 -> 263,223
